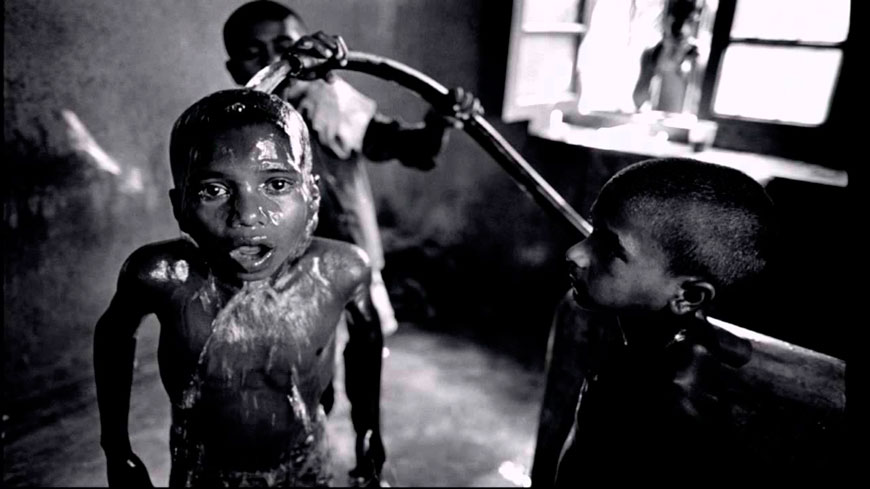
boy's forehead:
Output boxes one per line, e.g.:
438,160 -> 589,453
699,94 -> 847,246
234,16 -> 305,44
195,123 -> 304,173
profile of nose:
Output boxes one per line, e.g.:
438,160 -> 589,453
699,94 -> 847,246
565,241 -> 590,269
264,45 -> 282,66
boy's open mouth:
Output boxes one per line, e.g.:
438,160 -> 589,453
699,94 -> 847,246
228,244 -> 274,271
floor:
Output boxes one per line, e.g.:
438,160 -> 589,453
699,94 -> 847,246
3,322 -> 545,487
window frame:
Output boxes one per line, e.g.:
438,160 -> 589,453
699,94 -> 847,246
697,0 -> 853,164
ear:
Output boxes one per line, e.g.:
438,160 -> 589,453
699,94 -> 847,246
668,279 -> 716,316
226,59 -> 248,86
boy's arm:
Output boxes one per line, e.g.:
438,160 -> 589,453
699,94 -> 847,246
532,292 -> 603,486
343,271 -> 386,487
94,256 -> 155,487
361,87 -> 481,170
282,32 -> 481,168
633,44 -> 660,110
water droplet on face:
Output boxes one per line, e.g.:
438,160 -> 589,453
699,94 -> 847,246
255,140 -> 279,161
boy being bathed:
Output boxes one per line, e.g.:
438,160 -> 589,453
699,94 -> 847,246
95,89 -> 384,487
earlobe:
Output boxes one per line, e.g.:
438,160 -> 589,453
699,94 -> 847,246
669,280 -> 716,316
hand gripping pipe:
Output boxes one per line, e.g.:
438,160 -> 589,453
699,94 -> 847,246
246,51 -> 593,238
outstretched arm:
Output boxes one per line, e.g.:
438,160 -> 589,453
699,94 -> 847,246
278,32 -> 482,169
362,87 -> 482,170
94,259 -> 154,487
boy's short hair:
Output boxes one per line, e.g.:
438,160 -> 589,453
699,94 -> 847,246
169,88 -> 313,192
223,0 -> 304,57
594,157 -> 776,294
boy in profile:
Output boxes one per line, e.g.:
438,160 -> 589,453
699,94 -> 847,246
95,89 -> 385,487
553,157 -> 775,484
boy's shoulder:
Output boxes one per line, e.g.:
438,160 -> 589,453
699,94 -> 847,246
303,237 -> 371,284
120,238 -> 206,288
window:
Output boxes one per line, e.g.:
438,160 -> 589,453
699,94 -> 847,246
707,0 -> 850,126
503,0 -> 854,163
502,0 -> 589,122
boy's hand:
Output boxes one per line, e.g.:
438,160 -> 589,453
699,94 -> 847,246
401,87 -> 482,169
106,452 -> 153,487
286,31 -> 349,83
429,87 -> 483,130
349,429 -> 386,487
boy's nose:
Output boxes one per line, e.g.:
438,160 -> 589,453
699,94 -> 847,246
565,241 -> 591,269
230,192 -> 266,227
263,45 -> 282,67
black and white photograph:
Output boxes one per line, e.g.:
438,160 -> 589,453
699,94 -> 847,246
4,0 -> 859,486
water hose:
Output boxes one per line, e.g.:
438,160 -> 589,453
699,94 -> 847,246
247,52 -> 593,238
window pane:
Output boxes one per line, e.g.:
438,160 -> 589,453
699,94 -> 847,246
713,45 -> 841,126
514,33 -> 578,103
731,0 -> 850,43
522,0 -> 582,23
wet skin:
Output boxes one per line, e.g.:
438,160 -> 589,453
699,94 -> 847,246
177,122 -> 315,286
147,237 -> 368,470
95,122 -> 380,474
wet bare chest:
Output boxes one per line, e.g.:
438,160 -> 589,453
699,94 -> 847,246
161,268 -> 345,394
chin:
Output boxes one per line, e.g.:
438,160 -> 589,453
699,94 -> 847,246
571,288 -> 603,311
220,259 -> 284,284
234,269 -> 276,283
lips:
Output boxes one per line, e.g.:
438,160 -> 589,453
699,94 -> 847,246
567,264 -> 583,290
227,240 -> 274,272
567,268 -> 593,309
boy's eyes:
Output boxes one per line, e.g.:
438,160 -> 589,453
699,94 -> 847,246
274,38 -> 295,53
198,183 -> 229,200
194,178 -> 298,200
240,49 -> 260,61
590,232 -> 626,262
264,177 -> 298,195
237,38 -> 294,61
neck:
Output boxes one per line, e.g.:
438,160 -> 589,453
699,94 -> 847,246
616,309 -> 699,351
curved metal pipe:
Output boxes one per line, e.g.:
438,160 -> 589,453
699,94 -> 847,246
345,52 -> 592,238
248,52 -> 592,238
